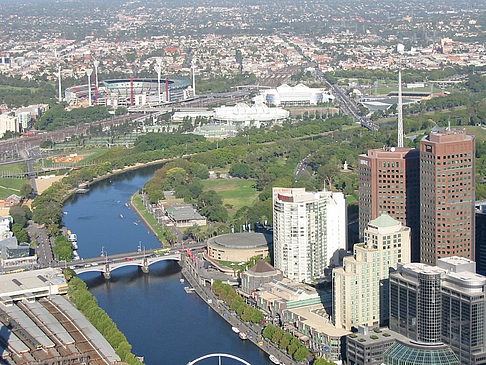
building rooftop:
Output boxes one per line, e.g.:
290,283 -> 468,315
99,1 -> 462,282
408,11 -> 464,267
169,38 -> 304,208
165,204 -> 205,221
248,260 -> 276,274
289,304 -> 349,337
369,214 -> 400,228
208,232 -> 272,250
0,268 -> 67,299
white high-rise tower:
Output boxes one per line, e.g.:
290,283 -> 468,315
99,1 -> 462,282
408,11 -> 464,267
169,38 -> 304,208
272,187 -> 346,283
397,69 -> 404,148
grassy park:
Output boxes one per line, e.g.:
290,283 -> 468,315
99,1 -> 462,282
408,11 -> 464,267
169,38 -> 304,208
201,179 -> 259,213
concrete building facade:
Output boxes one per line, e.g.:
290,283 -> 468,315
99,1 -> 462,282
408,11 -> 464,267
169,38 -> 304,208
273,187 -> 346,283
420,129 -> 475,265
333,214 -> 411,331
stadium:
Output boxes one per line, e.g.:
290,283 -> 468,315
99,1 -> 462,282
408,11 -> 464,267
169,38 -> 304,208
65,77 -> 193,107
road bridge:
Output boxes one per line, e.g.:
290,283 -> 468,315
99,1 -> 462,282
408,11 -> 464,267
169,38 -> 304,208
57,245 -> 205,279
74,252 -> 181,279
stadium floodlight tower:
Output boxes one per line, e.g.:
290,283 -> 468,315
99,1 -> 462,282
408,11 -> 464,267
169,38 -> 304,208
86,69 -> 93,107
155,58 -> 163,105
93,59 -> 100,103
57,64 -> 62,103
192,60 -> 196,97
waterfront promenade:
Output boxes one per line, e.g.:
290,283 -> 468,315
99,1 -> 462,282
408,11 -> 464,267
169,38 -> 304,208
181,258 -> 305,365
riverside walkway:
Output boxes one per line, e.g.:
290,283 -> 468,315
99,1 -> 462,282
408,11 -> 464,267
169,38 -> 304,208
181,257 -> 305,365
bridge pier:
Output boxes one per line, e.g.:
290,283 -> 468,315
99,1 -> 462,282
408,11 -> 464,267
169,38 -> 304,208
141,258 -> 149,274
104,263 -> 111,279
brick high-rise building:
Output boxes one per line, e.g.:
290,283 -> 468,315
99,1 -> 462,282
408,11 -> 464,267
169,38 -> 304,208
358,147 -> 420,261
420,128 -> 475,265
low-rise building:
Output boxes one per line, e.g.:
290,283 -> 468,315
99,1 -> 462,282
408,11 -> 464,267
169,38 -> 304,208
253,278 -> 349,361
241,260 -> 283,295
163,204 -> 206,227
207,232 -> 271,263
346,326 -> 402,365
0,237 -> 29,260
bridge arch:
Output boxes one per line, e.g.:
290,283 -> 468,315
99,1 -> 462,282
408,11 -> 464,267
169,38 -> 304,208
186,353 -> 252,365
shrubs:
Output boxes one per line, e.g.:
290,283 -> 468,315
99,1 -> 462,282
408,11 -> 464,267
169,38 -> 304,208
262,323 -> 311,362
67,276 -> 144,365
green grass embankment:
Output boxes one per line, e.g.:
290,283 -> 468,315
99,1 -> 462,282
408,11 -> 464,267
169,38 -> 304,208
130,191 -> 170,246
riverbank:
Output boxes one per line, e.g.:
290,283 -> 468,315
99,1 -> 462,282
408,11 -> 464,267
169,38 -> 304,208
129,191 -> 169,246
181,257 -> 302,365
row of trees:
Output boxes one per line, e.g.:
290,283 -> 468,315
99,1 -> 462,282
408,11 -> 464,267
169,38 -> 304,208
9,205 -> 32,243
67,276 -> 144,365
35,104 -> 112,130
53,236 -> 73,261
211,279 -> 264,323
262,324 -> 310,362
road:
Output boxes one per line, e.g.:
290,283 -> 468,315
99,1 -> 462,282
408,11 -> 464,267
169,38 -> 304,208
26,222 -> 55,267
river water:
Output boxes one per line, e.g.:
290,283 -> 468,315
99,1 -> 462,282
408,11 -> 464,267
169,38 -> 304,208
63,166 -> 273,365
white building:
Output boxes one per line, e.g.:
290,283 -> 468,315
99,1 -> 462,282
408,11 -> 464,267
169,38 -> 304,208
332,214 -> 411,330
272,187 -> 346,283
0,113 -> 19,137
256,84 -> 334,107
213,101 -> 289,127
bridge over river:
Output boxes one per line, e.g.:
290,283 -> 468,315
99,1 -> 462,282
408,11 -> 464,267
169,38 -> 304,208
54,245 -> 205,279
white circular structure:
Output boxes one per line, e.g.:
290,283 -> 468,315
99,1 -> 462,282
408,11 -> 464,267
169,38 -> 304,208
186,353 -> 252,365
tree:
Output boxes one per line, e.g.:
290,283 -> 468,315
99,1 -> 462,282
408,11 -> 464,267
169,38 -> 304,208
293,346 -> 310,361
229,163 -> 251,178
12,223 -> 28,243
272,328 -> 284,343
20,183 -> 34,198
263,324 -> 276,339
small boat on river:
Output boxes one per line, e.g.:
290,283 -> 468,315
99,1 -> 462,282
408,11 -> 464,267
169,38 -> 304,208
231,327 -> 240,334
238,332 -> 248,340
269,355 -> 280,364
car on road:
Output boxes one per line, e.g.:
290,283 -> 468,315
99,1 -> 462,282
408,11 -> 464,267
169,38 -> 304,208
124,258 -> 135,261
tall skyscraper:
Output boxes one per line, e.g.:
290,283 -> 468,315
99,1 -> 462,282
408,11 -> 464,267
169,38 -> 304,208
475,203 -> 486,275
272,187 -> 346,283
389,257 -> 486,364
358,147 -> 420,260
333,214 -> 411,330
420,128 -> 475,265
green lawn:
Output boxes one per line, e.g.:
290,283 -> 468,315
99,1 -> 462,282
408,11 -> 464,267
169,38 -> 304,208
201,179 -> 259,213
0,163 -> 26,174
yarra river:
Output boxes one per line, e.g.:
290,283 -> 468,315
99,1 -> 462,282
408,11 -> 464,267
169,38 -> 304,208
63,166 -> 273,365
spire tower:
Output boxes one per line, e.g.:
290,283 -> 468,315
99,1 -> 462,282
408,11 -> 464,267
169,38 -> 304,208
397,69 -> 404,148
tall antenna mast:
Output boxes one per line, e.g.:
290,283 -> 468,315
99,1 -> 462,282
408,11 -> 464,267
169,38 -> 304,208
397,69 -> 404,148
